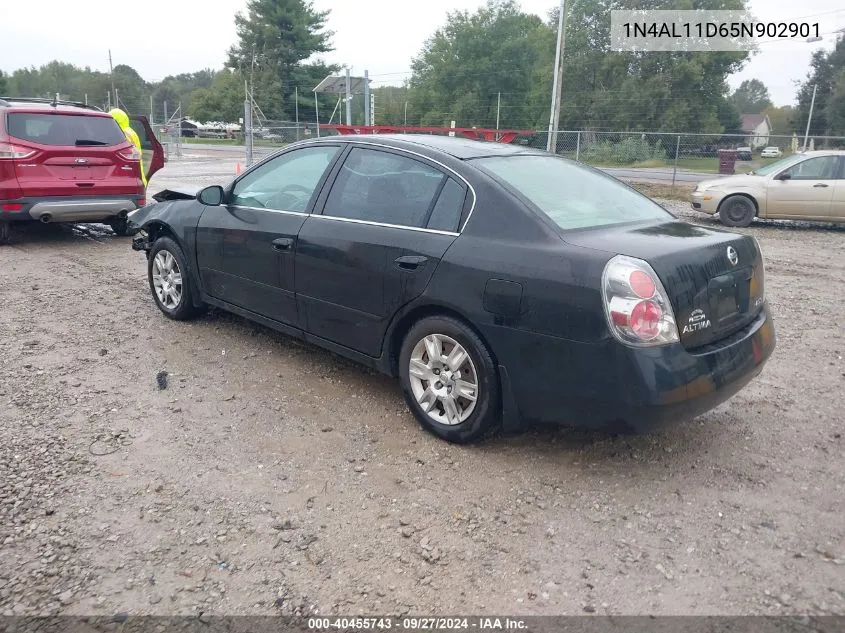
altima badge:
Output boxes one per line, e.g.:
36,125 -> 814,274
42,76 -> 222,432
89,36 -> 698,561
683,308 -> 712,334
727,246 -> 739,266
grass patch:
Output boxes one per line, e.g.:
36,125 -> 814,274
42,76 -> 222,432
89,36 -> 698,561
628,182 -> 695,202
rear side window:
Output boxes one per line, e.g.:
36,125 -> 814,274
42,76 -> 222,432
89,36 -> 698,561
427,178 -> 466,232
323,148 -> 446,228
7,113 -> 126,147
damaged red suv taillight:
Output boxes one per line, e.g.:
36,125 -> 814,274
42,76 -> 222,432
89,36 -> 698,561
602,255 -> 679,347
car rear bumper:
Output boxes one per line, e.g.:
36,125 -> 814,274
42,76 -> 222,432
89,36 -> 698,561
486,304 -> 776,433
0,196 -> 143,223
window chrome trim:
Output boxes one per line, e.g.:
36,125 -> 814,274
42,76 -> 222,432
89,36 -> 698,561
313,214 -> 459,237
323,139 -> 477,232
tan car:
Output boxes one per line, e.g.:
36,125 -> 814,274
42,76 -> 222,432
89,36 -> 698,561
691,150 -> 845,226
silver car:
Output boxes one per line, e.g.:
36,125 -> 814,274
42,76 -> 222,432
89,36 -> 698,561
691,150 -> 845,226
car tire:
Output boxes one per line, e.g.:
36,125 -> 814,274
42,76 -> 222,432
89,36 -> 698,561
109,218 -> 131,236
0,222 -> 9,245
719,195 -> 756,228
399,316 -> 501,444
147,237 -> 203,321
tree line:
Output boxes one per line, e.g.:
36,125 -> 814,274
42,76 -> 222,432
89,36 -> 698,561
1,0 -> 843,138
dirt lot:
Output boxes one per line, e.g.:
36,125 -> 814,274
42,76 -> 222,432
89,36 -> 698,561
1,154 -> 844,617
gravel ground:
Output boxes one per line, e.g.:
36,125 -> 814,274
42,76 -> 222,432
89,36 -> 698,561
1,155 -> 844,617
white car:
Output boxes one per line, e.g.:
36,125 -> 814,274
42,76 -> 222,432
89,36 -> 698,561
761,146 -> 783,158
691,150 -> 845,226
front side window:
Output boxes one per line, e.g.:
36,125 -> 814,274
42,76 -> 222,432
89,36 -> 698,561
231,146 -> 339,212
474,155 -> 670,230
781,156 -> 839,180
322,148 -> 447,228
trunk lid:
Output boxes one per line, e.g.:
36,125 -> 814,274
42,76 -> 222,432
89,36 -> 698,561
7,111 -> 141,197
564,220 -> 765,349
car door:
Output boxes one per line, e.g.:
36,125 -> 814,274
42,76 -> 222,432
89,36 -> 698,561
195,144 -> 341,328
128,115 -> 165,181
294,145 -> 469,357
828,157 -> 845,221
765,155 -> 838,219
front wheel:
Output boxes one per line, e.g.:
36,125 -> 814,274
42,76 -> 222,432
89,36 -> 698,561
147,237 -> 203,320
719,195 -> 756,227
399,316 -> 501,444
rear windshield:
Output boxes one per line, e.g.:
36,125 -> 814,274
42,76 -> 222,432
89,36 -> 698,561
474,155 -> 671,230
7,112 -> 126,147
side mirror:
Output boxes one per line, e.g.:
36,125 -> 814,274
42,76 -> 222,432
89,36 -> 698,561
775,172 -> 791,181
197,185 -> 224,206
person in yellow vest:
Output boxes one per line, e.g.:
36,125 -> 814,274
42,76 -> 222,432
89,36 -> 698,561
109,108 -> 147,187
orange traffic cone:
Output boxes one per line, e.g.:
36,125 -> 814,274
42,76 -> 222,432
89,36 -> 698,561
235,162 -> 241,174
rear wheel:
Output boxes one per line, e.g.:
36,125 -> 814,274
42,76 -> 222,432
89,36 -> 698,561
147,237 -> 203,320
109,218 -> 130,236
719,195 -> 756,227
0,222 -> 9,245
399,316 -> 501,444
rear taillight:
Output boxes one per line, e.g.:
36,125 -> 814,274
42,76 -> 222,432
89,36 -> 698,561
1,203 -> 23,211
602,255 -> 679,347
0,142 -> 36,160
118,146 -> 141,161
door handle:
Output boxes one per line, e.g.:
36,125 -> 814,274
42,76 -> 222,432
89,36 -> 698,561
395,255 -> 428,270
813,183 -> 829,188
272,237 -> 294,252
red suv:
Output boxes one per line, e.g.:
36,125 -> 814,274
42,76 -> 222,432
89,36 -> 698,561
0,97 -> 164,244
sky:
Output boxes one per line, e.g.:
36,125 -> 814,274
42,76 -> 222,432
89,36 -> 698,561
1,0 -> 843,107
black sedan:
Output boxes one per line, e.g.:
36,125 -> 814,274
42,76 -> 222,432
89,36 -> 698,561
128,135 -> 775,443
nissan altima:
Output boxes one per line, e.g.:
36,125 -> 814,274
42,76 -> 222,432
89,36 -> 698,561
128,135 -> 775,443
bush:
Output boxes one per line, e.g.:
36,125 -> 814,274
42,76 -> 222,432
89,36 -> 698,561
581,137 -> 666,164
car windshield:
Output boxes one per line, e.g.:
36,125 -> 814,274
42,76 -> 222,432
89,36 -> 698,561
753,154 -> 804,176
7,112 -> 126,147
473,155 -> 671,230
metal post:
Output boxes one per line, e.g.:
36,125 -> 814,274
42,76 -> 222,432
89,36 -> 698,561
363,70 -> 370,126
496,92 -> 501,131
546,0 -> 567,153
314,92 -> 320,137
84,94 -> 88,106
108,49 -> 115,108
803,83 -> 817,151
672,135 -> 681,187
295,86 -> 300,141
575,130 -> 581,161
150,95 -> 154,124
164,101 -> 168,123
176,101 -> 182,158
244,98 -> 253,166
115,88 -> 120,111
345,68 -> 352,126
106,91 -> 110,111
404,101 -> 408,127
370,94 -> 375,126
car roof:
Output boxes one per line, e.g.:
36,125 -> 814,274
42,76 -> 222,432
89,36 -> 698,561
311,134 -> 545,160
0,98 -> 109,116
795,149 -> 845,157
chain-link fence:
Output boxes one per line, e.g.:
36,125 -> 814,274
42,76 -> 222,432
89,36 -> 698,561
512,131 -> 845,184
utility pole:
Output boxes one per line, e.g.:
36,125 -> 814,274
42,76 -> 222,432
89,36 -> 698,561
314,92 -> 320,137
546,0 -> 567,153
108,49 -> 116,109
363,70 -> 370,126
496,92 -> 501,132
345,67 -> 352,126
404,101 -> 408,127
803,83 -> 817,151
295,86 -> 300,141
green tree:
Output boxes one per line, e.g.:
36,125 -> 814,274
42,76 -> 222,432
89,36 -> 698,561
762,105 -> 796,135
794,37 -> 845,139
227,0 -> 335,120
730,79 -> 772,114
189,70 -> 246,123
0,70 -> 7,95
409,0 -> 554,128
